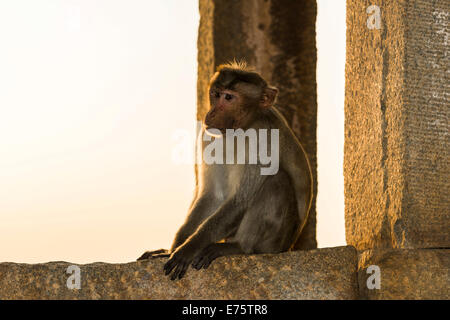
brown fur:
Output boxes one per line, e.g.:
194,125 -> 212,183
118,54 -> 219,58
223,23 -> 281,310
138,64 -> 313,280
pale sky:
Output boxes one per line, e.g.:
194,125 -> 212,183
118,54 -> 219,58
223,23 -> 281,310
316,0 -> 346,248
0,0 -> 345,263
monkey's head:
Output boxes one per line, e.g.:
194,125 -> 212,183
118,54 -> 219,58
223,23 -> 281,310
205,62 -> 278,132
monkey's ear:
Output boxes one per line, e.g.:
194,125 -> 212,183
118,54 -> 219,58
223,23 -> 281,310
261,87 -> 278,108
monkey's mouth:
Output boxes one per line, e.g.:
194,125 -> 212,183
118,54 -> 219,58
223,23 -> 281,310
204,120 -> 236,133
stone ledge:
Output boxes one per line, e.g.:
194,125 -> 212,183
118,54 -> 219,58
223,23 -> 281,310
0,246 -> 358,300
358,248 -> 450,300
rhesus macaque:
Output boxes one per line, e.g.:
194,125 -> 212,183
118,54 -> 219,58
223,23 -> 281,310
138,62 -> 313,280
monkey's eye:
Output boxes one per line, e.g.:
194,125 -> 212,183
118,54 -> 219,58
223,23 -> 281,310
224,93 -> 233,101
211,91 -> 220,98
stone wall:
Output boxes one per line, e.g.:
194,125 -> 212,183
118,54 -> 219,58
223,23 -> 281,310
0,247 -> 358,300
345,0 -> 449,300
197,0 -> 318,250
358,248 -> 450,299
1,246 -> 447,300
345,0 -> 449,250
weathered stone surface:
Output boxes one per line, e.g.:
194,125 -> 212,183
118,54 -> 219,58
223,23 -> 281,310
0,246 -> 358,300
197,0 -> 318,249
358,248 -> 450,300
345,0 -> 450,250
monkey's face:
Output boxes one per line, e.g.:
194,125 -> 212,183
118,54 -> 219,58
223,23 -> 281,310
204,69 -> 278,132
205,87 -> 253,131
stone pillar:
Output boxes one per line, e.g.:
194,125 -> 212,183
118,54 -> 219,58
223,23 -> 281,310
197,0 -> 318,249
345,0 -> 449,250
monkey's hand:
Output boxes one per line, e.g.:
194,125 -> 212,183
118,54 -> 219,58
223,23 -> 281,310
191,244 -> 220,270
137,249 -> 170,261
163,244 -> 197,280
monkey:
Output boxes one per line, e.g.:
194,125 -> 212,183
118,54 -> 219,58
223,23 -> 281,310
138,61 -> 313,280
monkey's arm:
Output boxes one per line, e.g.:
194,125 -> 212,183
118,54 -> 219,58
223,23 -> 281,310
169,192 -> 216,253
137,190 -> 214,261
164,198 -> 244,280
